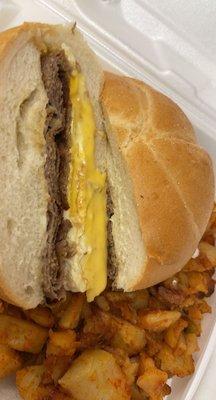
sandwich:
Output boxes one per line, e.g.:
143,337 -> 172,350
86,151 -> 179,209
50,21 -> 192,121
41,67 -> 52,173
0,22 -> 214,311
0,22 -> 107,308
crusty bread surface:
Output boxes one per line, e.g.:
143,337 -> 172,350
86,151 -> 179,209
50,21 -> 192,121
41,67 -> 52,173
102,72 -> 215,291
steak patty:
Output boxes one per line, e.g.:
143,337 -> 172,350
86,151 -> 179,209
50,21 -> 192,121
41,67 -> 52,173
107,186 -> 117,281
41,51 -> 73,301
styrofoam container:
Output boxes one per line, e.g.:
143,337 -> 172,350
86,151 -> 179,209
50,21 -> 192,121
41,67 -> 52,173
0,0 -> 216,399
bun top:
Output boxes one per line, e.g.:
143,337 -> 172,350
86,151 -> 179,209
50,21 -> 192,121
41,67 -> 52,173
102,72 -> 215,290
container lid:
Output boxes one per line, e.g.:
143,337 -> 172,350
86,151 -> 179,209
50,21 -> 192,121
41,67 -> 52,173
36,0 -> 216,138
2,0 -> 216,136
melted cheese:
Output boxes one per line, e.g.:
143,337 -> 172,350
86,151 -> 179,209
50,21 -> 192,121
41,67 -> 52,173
67,71 -> 107,301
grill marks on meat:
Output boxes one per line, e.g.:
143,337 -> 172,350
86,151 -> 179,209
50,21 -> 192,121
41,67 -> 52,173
41,51 -> 73,301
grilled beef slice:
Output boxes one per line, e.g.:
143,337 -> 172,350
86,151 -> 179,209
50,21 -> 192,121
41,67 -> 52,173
107,187 -> 118,281
41,51 -> 73,301
41,52 -> 117,298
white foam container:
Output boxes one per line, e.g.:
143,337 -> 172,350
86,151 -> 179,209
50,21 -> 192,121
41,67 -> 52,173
0,0 -> 216,399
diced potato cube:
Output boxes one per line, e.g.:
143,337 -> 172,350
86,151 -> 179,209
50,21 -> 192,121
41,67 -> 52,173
16,365 -> 45,400
187,271 -> 210,294
0,315 -> 48,353
50,392 -> 73,400
59,294 -> 85,329
138,310 -> 181,332
174,333 -> 187,356
157,344 -> 195,377
186,319 -> 202,336
197,299 -> 211,314
131,385 -> 148,400
114,302 -> 138,324
138,354 -> 155,375
48,293 -> 72,320
24,306 -> 54,328
47,330 -> 77,357
187,305 -> 202,321
162,384 -> 171,397
183,259 -> 205,272
199,241 -> 216,265
59,349 -> 130,400
185,333 -> 199,355
106,292 -> 130,303
95,295 -> 110,312
128,290 -> 149,310
164,318 -> 188,349
0,344 -> 22,379
110,349 -> 138,385
42,355 -> 71,385
145,332 -> 162,357
16,366 -> 72,400
98,311 -> 145,355
111,320 -> 146,356
137,367 -> 168,398
123,359 -> 139,386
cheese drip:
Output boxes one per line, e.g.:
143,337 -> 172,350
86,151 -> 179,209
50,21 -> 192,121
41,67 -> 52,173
67,72 -> 107,301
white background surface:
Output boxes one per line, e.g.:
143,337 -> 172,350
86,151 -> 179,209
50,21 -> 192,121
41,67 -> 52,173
195,347 -> 216,399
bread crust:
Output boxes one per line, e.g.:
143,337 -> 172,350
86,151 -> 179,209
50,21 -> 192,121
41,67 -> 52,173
102,72 -> 215,290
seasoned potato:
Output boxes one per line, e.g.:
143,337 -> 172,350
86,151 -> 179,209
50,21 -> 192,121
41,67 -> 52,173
105,292 -> 131,303
186,319 -> 202,336
164,319 -> 188,349
162,384 -> 171,397
137,367 -> 168,399
48,293 -> 72,320
197,299 -> 211,314
173,333 -> 187,356
199,241 -> 216,265
108,348 -> 139,385
122,358 -> 139,385
95,295 -> 110,312
0,344 -> 22,379
128,290 -> 149,310
4,207 -> 216,400
138,310 -> 181,332
183,259 -> 207,272
187,271 -> 211,294
187,305 -> 202,321
59,294 -> 85,329
111,319 -> 146,355
185,333 -> 199,355
138,354 -> 155,375
16,365 -> 72,400
59,349 -> 130,400
24,306 -> 54,328
137,354 -> 168,399
131,385 -> 148,400
99,311 -> 145,355
46,330 -> 77,357
157,344 -> 195,377
114,302 -> 138,324
145,332 -> 163,357
0,315 -> 48,353
42,355 -> 71,385
16,365 -> 46,400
